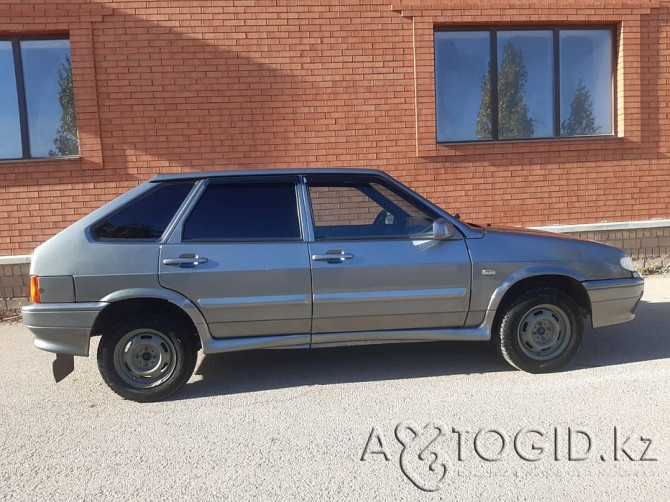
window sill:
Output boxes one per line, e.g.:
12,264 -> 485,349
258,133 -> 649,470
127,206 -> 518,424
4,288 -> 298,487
420,134 -> 625,159
436,134 -> 618,147
0,155 -> 80,165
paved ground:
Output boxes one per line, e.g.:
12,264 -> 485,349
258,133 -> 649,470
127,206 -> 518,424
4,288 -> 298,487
1,276 -> 669,501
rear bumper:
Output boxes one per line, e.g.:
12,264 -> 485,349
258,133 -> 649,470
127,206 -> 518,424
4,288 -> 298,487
583,276 -> 644,328
21,302 -> 108,356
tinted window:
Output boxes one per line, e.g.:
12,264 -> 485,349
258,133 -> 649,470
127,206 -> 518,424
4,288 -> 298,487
0,42 -> 22,159
497,30 -> 553,140
435,28 -> 613,142
308,181 -> 434,240
560,30 -> 613,137
434,31 -> 491,142
21,40 -> 79,157
92,182 -> 194,240
183,183 -> 301,241
0,38 -> 78,159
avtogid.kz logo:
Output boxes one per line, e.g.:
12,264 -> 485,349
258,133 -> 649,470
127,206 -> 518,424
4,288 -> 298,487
360,422 -> 658,492
395,422 -> 451,492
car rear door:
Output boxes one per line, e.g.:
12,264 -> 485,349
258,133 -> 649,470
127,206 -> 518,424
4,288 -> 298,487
304,174 -> 471,335
159,176 -> 312,338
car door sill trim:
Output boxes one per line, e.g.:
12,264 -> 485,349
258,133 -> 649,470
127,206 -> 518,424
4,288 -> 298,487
311,326 -> 490,346
202,334 -> 311,354
201,320 -> 495,354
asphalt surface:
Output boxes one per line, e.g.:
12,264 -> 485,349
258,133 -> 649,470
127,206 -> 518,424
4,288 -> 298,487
1,276 -> 669,501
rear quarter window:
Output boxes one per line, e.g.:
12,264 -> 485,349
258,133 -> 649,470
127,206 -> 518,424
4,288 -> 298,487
92,182 -> 195,240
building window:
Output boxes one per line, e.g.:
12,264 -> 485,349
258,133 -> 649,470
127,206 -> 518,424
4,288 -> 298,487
434,28 -> 613,143
0,37 -> 78,160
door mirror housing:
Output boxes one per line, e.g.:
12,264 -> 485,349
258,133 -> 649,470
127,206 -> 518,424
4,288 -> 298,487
432,218 -> 456,240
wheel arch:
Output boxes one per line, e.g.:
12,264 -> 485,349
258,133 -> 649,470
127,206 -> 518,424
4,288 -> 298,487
91,289 -> 209,349
490,271 -> 591,326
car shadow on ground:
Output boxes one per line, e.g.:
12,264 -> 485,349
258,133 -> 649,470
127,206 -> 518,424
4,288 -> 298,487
173,299 -> 670,401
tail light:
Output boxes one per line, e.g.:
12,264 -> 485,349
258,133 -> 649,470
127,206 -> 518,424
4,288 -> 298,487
29,275 -> 41,303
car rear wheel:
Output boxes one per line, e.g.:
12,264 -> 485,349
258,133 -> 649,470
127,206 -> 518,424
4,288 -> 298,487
97,313 -> 198,402
496,288 -> 583,373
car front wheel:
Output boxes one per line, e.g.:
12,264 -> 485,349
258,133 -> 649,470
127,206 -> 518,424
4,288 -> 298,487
496,288 -> 583,373
97,313 -> 198,402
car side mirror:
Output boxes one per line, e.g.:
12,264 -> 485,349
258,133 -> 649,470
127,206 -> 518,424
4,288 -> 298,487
432,218 -> 456,240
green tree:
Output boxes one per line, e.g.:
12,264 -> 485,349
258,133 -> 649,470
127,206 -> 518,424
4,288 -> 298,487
49,55 -> 79,157
476,41 -> 534,140
561,80 -> 600,136
476,64 -> 493,140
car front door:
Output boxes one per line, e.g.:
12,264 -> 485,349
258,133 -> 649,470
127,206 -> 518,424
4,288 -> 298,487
159,177 -> 312,338
304,174 -> 471,335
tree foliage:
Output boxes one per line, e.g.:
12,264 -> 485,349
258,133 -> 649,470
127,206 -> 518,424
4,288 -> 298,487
49,55 -> 79,157
476,42 -> 534,140
561,80 -> 600,137
476,63 -> 493,140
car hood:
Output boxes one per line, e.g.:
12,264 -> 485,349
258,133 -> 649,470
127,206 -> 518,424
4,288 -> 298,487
465,224 -> 632,281
484,225 -> 592,243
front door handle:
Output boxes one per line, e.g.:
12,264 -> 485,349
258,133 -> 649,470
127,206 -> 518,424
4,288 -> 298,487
311,250 -> 355,264
163,254 -> 208,267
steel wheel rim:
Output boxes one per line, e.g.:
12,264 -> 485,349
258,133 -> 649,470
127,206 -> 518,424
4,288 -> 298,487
113,329 -> 178,389
516,304 -> 572,361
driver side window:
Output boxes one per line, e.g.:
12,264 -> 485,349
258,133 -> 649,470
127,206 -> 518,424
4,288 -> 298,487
308,181 -> 435,240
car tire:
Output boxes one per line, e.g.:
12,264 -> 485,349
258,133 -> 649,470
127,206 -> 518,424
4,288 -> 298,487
496,288 -> 583,373
97,313 -> 198,402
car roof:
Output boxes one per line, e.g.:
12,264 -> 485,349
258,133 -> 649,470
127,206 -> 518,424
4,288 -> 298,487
150,168 -> 387,182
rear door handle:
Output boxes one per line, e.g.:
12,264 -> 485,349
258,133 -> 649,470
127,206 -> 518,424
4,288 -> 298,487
163,254 -> 208,267
311,250 -> 354,264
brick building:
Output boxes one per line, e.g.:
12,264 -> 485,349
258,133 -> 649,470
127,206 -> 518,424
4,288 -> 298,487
1,0 -> 670,305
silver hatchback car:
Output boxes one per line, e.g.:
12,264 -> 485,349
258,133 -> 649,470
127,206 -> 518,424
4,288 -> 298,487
23,169 -> 644,401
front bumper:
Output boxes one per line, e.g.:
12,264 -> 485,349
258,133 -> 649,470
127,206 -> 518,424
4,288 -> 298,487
583,276 -> 644,328
21,302 -> 108,356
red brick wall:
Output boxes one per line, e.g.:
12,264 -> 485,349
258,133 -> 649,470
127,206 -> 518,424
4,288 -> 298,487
1,0 -> 669,256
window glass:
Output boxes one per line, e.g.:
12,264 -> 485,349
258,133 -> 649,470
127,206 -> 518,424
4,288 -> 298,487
21,39 -> 78,157
308,182 -> 434,240
374,183 -> 432,221
435,28 -> 613,142
93,182 -> 194,240
183,183 -> 301,241
560,30 -> 613,137
435,31 -> 491,142
497,31 -> 553,139
0,42 -> 22,159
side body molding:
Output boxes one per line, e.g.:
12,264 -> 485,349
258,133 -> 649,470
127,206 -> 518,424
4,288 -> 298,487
99,288 -> 311,354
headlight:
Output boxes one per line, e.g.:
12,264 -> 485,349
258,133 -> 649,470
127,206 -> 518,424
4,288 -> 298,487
620,256 -> 635,272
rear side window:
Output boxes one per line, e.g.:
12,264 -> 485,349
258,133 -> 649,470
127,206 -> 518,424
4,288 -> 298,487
182,183 -> 301,241
92,182 -> 194,240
